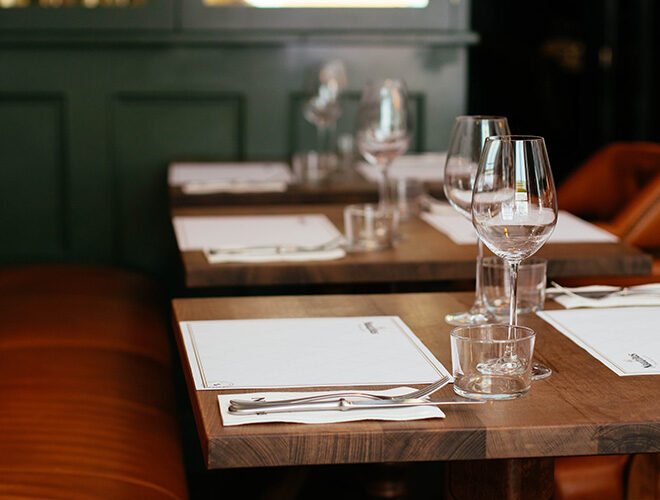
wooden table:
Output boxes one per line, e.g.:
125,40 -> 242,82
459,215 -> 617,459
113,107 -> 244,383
169,166 -> 444,208
172,292 -> 660,498
172,204 -> 652,289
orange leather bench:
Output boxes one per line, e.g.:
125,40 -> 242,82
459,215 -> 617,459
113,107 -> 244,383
0,265 -> 188,499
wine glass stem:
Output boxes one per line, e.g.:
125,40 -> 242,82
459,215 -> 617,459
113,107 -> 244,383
508,261 -> 519,327
378,163 -> 392,209
317,125 -> 327,170
473,239 -> 487,308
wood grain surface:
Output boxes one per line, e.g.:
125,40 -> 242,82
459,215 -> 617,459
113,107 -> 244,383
171,292 -> 660,470
171,204 -> 652,288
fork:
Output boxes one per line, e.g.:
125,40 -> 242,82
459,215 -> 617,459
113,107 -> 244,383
228,374 -> 452,409
208,236 -> 344,256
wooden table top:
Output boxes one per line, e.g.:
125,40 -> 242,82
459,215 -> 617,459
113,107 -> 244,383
171,292 -> 660,469
169,167 -> 444,208
172,204 -> 652,288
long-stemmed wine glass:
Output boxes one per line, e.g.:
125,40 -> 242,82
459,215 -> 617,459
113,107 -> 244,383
471,135 -> 558,380
355,78 -> 412,209
443,115 -> 510,326
304,60 -> 346,171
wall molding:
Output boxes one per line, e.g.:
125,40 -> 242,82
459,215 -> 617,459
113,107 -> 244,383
108,90 -> 246,264
0,91 -> 68,260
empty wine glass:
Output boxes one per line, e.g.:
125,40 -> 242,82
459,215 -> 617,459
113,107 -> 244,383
304,60 -> 346,172
355,78 -> 412,209
443,115 -> 510,326
472,135 -> 558,380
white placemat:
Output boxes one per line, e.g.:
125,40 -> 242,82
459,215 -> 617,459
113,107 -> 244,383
180,316 -> 451,390
421,210 -> 619,245
357,153 -> 446,183
537,307 -> 660,376
218,387 -> 445,426
169,162 -> 293,193
172,214 -> 341,251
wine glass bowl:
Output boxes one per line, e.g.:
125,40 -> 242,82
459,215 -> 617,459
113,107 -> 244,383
472,135 -> 558,266
444,115 -> 510,218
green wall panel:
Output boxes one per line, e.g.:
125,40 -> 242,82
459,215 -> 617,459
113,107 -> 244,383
0,40 -> 469,275
0,95 -> 66,262
112,92 -> 244,272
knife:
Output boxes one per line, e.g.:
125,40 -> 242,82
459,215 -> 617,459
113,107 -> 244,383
228,397 -> 486,415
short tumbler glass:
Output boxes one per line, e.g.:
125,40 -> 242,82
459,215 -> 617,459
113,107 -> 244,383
451,324 -> 536,400
480,257 -> 547,318
344,203 -> 399,251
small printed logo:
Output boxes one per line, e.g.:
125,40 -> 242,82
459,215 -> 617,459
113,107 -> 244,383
361,321 -> 384,334
627,353 -> 657,369
211,381 -> 235,388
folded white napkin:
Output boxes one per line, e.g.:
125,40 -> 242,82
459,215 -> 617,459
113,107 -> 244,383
205,247 -> 346,264
551,284 -> 660,309
218,387 -> 445,426
181,181 -> 288,194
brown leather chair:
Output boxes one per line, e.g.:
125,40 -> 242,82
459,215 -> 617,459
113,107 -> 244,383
558,142 -> 660,286
0,265 -> 188,499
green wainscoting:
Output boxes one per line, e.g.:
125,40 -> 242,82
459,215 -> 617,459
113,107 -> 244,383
0,0 -> 474,275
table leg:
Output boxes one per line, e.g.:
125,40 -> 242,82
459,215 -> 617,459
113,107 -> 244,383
445,458 -> 554,500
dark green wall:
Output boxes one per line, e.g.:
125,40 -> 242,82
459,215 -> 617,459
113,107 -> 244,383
0,0 -> 475,275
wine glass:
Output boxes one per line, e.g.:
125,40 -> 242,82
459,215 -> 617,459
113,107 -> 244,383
471,135 -> 558,380
443,115 -> 510,326
355,78 -> 412,209
303,60 -> 346,172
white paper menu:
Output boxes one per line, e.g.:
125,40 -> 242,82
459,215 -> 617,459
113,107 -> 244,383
358,153 -> 447,183
537,307 -> 660,376
172,214 -> 342,251
421,210 -> 619,245
168,162 -> 293,186
180,316 -> 451,390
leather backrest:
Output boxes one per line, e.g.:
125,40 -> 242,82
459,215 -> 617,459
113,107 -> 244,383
558,142 -> 660,221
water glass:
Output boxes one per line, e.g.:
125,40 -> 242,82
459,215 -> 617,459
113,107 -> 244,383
344,203 -> 399,251
480,257 -> 547,318
451,324 -> 535,400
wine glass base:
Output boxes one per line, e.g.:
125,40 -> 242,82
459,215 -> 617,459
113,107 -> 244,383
476,356 -> 526,376
531,364 -> 552,380
445,311 -> 494,326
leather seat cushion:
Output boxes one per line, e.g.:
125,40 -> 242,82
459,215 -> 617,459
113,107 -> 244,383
0,265 -> 187,500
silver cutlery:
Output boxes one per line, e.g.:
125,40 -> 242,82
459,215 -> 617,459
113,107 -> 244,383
549,281 -> 660,299
207,236 -> 344,256
228,396 -> 485,415
229,375 -> 451,409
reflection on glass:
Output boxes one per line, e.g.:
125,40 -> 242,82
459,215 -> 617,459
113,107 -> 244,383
1,0 -> 145,7
204,0 -> 428,7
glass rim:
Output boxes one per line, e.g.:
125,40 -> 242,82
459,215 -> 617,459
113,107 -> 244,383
450,324 -> 536,343
455,115 -> 508,121
484,134 -> 545,143
481,256 -> 547,269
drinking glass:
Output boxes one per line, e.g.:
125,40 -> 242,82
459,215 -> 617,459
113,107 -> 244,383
355,79 -> 412,209
471,135 -> 558,380
443,115 -> 510,326
303,60 -> 346,172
